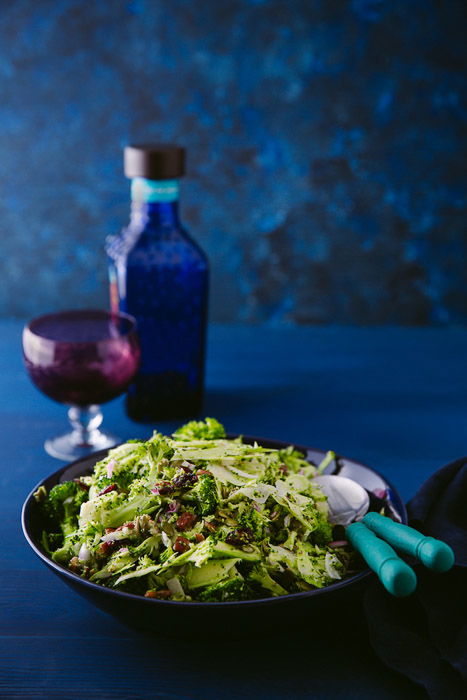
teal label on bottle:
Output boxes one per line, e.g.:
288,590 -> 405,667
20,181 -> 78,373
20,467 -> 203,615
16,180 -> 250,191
131,177 -> 179,203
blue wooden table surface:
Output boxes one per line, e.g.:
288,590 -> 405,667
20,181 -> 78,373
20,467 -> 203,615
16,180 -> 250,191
2,320 -> 467,699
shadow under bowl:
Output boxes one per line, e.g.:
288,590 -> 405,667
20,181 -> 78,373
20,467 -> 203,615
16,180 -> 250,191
21,436 -> 407,638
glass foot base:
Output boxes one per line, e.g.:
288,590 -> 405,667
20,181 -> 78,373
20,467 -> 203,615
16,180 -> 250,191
45,429 -> 119,462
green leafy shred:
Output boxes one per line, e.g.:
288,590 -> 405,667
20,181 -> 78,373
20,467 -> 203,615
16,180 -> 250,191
37,418 -> 352,602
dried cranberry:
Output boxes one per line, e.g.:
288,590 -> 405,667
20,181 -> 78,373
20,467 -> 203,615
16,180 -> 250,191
73,478 -> 90,491
97,541 -> 117,556
153,481 -> 174,495
98,483 -> 117,496
176,512 -> 197,531
225,528 -> 254,547
174,536 -> 191,553
173,471 -> 198,489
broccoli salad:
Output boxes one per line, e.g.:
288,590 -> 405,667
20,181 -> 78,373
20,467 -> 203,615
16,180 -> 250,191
34,418 -> 355,602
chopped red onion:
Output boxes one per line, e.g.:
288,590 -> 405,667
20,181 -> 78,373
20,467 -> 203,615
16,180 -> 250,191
329,540 -> 349,548
106,459 -> 117,479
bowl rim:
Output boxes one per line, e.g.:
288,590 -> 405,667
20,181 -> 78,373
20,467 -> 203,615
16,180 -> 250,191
21,435 -> 407,609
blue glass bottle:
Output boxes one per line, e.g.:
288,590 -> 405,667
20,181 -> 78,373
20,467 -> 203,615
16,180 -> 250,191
106,144 -> 209,421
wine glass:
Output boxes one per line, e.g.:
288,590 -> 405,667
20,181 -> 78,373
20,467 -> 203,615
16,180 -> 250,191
22,309 -> 140,461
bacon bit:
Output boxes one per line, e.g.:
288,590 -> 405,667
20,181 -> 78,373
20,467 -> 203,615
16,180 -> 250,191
145,589 -> 172,599
196,469 -> 212,476
174,536 -> 191,553
97,541 -> 117,556
176,512 -> 197,531
98,483 -> 117,496
195,533 -> 205,543
278,465 -> 288,474
105,527 -> 116,534
69,556 -> 80,572
123,522 -> 135,529
204,521 -> 217,532
73,478 -> 90,491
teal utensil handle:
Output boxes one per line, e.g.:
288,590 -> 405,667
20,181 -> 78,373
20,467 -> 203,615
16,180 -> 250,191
363,512 -> 455,573
347,522 -> 417,597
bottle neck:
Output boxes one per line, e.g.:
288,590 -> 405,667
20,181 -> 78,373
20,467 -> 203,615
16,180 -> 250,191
129,177 -> 180,227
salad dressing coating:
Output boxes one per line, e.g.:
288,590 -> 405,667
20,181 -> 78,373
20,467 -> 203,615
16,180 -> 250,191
35,418 -> 352,602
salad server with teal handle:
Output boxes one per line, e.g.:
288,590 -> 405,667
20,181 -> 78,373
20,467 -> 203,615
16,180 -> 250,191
313,475 -> 455,597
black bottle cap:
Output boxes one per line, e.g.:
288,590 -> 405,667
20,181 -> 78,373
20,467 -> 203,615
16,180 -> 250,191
124,144 -> 186,180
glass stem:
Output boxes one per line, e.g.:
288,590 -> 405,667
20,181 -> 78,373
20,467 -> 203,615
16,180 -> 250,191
68,405 -> 103,446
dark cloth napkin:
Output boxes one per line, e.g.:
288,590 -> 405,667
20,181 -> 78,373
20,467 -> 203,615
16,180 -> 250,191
364,457 -> 467,698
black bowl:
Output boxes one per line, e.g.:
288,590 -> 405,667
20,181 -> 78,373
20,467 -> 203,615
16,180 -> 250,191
22,436 -> 407,637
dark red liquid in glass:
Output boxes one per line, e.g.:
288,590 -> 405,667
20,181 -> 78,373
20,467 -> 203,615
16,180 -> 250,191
23,310 -> 140,407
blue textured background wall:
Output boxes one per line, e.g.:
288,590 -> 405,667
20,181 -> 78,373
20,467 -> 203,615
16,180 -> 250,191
0,0 -> 465,324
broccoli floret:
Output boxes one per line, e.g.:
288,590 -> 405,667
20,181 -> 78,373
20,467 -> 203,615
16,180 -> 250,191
43,481 -> 88,540
238,505 -> 266,540
51,520 -> 104,566
147,433 -> 174,462
198,576 -> 249,602
309,509 -> 333,546
277,446 -> 310,472
90,548 -> 136,581
248,564 -> 288,597
173,417 -> 226,441
131,534 -> 161,559
92,442 -> 152,493
79,481 -> 161,529
192,475 -> 219,516
101,491 -> 160,528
